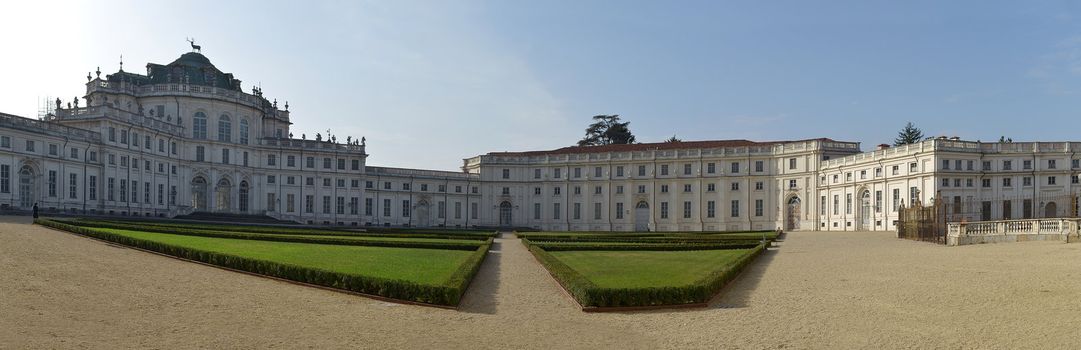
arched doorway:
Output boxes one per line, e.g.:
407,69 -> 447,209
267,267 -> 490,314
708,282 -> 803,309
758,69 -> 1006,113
1045,201 -> 1058,218
499,201 -> 512,227
416,200 -> 431,227
191,176 -> 208,211
18,165 -> 34,209
215,178 -> 232,212
858,190 -> 871,230
786,196 -> 801,231
634,201 -> 650,232
238,181 -> 250,213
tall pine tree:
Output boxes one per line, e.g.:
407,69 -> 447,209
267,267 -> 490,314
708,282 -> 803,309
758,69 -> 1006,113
577,115 -> 636,146
894,122 -> 924,146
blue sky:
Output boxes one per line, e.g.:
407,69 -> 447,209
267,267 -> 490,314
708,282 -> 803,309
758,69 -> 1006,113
2,1 -> 1081,170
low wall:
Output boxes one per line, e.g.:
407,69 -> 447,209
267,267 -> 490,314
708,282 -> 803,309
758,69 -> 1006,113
946,218 -> 1080,246
947,233 -> 1069,246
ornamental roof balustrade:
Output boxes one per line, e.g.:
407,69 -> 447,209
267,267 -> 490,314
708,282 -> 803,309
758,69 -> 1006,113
258,137 -> 365,154
54,105 -> 184,136
367,166 -> 479,180
0,113 -> 101,143
822,141 -> 924,168
89,80 -> 273,112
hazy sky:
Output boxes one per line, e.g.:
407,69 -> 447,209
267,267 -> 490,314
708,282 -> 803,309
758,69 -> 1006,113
2,1 -> 1081,170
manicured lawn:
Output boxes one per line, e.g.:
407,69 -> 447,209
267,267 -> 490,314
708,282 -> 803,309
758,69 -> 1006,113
548,249 -> 755,288
98,228 -> 474,285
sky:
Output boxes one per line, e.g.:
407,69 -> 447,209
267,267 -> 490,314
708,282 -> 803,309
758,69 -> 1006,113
2,1 -> 1081,171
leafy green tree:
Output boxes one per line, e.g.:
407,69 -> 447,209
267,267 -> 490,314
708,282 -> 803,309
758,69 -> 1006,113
577,115 -> 636,146
894,122 -> 924,146
664,135 -> 682,143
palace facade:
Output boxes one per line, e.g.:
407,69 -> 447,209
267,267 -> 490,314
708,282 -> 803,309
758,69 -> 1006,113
3,49 -> 1079,231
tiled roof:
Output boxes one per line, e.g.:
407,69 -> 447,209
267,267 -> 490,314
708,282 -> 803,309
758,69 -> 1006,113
486,138 -> 839,156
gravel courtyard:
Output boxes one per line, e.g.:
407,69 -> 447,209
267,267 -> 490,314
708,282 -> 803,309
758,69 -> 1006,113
2,216 -> 1080,349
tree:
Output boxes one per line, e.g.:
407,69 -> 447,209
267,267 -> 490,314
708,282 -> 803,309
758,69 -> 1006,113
577,115 -> 636,146
664,135 -> 682,143
894,122 -> 924,146
999,136 -> 1013,143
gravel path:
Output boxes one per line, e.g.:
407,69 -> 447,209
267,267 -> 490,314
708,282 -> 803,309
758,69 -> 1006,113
3,216 -> 1081,349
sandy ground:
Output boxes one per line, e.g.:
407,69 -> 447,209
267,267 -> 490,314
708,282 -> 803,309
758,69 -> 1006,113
2,216 -> 1081,349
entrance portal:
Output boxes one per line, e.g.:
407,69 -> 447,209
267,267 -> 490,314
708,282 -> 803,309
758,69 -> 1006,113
634,201 -> 650,231
786,197 -> 801,231
499,201 -> 512,227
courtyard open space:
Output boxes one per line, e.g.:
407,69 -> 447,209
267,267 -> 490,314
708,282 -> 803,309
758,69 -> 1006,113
2,216 -> 1080,349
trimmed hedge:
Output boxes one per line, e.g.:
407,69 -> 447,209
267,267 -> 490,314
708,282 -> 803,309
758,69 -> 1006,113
528,242 -> 767,307
89,219 -> 494,240
523,240 -> 762,252
55,219 -> 486,250
37,219 -> 492,306
523,236 -> 767,245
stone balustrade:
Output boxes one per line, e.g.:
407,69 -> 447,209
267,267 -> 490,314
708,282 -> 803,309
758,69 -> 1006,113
946,218 -> 1080,246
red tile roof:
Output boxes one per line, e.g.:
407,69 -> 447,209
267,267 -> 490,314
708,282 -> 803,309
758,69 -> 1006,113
486,138 -> 840,156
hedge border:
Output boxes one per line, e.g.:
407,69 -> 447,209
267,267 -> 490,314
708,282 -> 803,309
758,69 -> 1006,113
54,219 -> 485,251
37,218 -> 492,307
525,240 -> 768,308
88,219 -> 494,240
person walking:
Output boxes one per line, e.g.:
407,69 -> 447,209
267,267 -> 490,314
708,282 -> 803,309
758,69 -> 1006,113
32,203 -> 38,219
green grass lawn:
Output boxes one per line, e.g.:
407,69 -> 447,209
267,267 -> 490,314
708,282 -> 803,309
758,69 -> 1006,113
548,249 -> 755,288
98,228 -> 475,285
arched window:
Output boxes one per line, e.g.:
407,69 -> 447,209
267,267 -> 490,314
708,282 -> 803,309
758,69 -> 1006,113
218,115 -> 231,142
239,119 -> 249,145
193,112 -> 207,139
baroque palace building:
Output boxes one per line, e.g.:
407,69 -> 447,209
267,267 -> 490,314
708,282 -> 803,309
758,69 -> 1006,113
3,49 -> 1080,231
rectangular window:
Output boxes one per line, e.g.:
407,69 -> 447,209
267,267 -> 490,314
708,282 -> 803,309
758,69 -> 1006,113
195,146 -> 205,162
25,140 -> 34,152
89,175 -> 97,200
616,166 -> 624,177
733,162 -> 742,173
337,159 -> 346,170
637,166 -> 646,177
754,160 -> 762,172
573,203 -> 581,220
157,184 -> 163,205
323,158 -> 332,169
1003,160 -> 1012,170
707,163 -> 715,174
660,202 -> 669,219
108,178 -> 115,201
594,202 -> 602,220
553,203 -> 561,220
534,168 -> 541,179
683,164 -> 692,175
1023,160 -> 1032,170
789,158 -> 797,170
402,200 -> 411,217
1048,176 -> 1057,185
454,201 -> 461,219
707,201 -> 716,218
131,181 -> 138,203
555,168 -> 562,178
755,199 -> 763,217
731,200 -> 740,217
0,164 -> 7,193
337,196 -> 346,214
222,149 -> 230,164
1003,178 -> 1012,187
660,165 -> 668,176
683,201 -> 692,218
68,173 -> 77,199
534,203 -> 541,220
383,199 -> 391,217
47,170 -> 56,197
118,179 -> 126,202
893,188 -> 900,212
595,167 -> 603,178
874,190 -> 882,213
846,193 -> 852,214
574,167 -> 582,178
616,202 -> 624,219
365,198 -> 374,216
833,195 -> 839,215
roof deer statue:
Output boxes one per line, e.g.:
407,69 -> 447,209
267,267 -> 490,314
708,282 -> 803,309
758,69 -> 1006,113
186,38 -> 201,53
